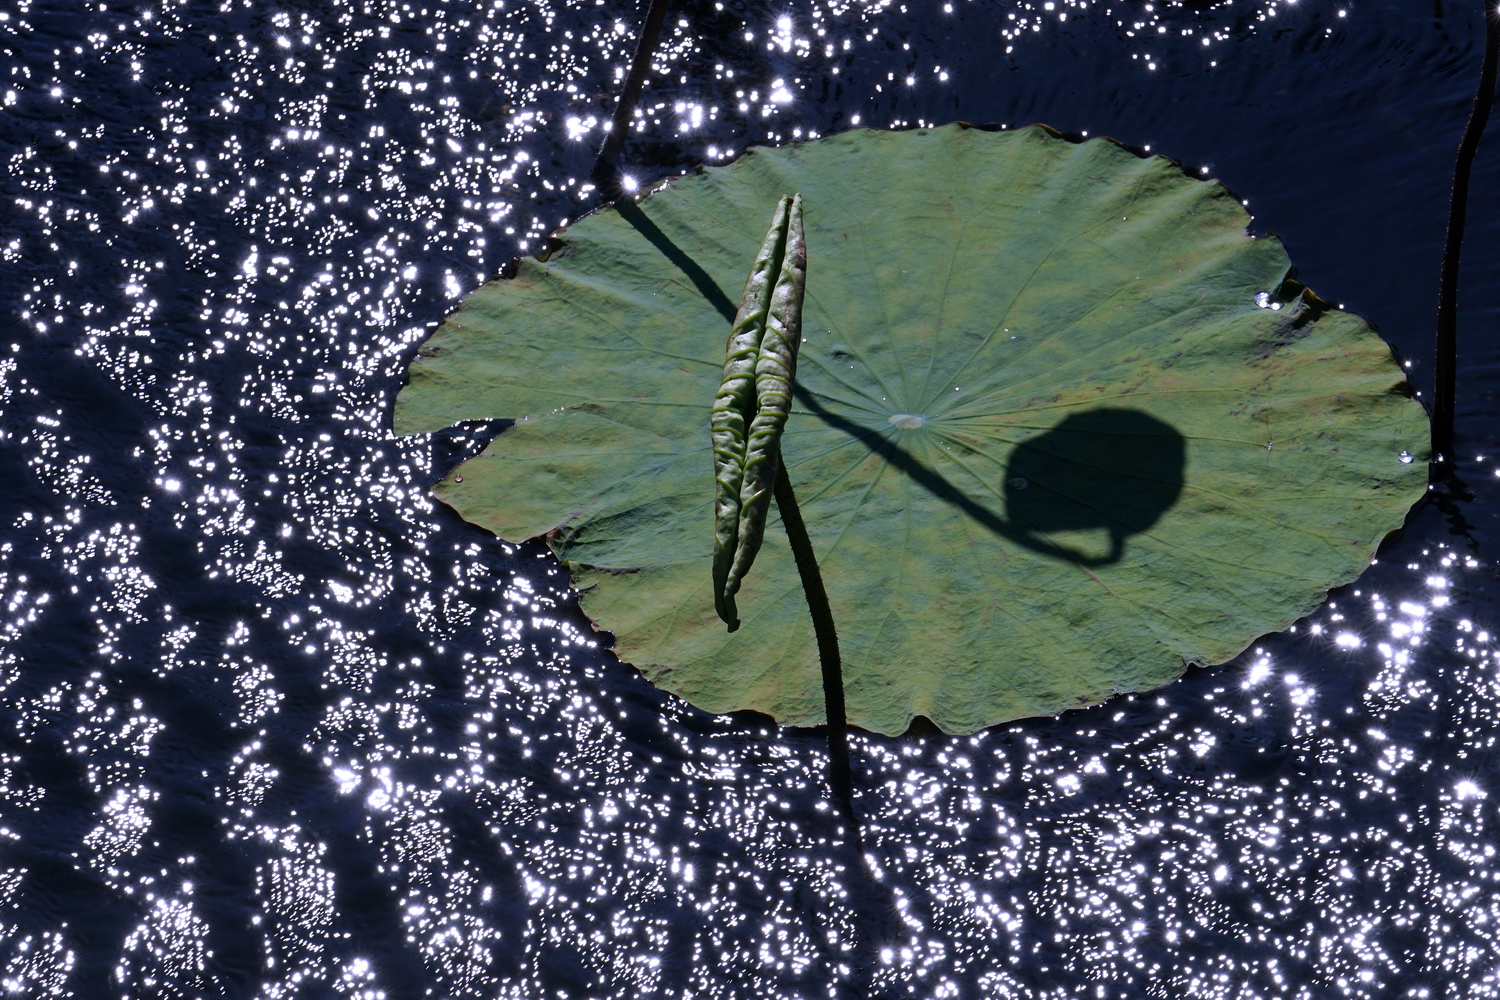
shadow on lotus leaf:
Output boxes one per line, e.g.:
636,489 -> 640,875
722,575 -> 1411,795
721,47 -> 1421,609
795,389 -> 1186,568
1002,408 -> 1185,565
615,208 -> 1187,568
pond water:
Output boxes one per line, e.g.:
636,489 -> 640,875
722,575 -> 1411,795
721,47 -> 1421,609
4,0 -> 1500,996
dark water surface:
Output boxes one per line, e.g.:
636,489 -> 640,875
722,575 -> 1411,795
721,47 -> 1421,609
5,0 -> 1500,996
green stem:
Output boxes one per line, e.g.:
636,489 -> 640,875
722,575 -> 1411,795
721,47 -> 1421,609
772,462 -> 853,807
1432,0 -> 1500,486
589,0 -> 672,198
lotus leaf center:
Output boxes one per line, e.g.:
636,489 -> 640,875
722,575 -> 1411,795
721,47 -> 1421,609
887,413 -> 925,430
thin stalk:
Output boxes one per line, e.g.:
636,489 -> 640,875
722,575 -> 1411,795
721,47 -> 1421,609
1433,0 -> 1500,483
589,0 -> 672,199
774,464 -> 886,1000
772,462 -> 853,807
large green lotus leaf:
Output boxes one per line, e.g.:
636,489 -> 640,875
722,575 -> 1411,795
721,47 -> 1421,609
394,124 -> 1428,736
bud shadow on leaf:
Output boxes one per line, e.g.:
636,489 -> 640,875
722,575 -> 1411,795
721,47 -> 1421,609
795,388 -> 1185,567
1004,408 -> 1186,564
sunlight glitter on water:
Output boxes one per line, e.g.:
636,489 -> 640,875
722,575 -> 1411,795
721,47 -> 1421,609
0,0 -> 1491,995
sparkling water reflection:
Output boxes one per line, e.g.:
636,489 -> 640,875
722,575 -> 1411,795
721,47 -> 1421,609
3,0 -> 1500,996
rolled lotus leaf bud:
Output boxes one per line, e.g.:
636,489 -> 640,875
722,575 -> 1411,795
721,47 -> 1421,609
710,194 -> 806,630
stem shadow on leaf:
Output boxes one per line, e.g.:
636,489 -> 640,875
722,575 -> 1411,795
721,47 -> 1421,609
792,386 -> 1186,568
615,201 -> 739,324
